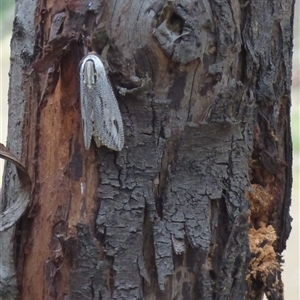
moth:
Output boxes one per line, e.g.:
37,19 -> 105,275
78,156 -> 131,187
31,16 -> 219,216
79,52 -> 124,151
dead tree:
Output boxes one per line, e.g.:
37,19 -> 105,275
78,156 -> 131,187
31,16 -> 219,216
0,1 -> 294,299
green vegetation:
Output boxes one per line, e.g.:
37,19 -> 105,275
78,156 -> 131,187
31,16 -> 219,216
0,1 -> 14,38
0,0 -> 13,14
0,0 -> 15,19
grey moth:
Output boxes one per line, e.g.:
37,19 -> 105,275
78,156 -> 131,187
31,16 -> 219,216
79,52 -> 124,151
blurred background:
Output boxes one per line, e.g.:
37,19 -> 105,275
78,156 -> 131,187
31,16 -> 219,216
0,1 -> 299,298
0,0 -> 12,182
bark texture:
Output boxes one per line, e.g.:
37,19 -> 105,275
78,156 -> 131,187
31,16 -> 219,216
0,0 -> 294,300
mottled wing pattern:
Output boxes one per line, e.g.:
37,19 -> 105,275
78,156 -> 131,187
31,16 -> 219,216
93,62 -> 124,151
79,56 -> 94,149
79,53 -> 124,151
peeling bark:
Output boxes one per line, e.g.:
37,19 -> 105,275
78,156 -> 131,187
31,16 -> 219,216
0,0 -> 294,300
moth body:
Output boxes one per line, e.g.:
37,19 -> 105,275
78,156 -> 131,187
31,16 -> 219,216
83,60 -> 97,88
79,52 -> 124,151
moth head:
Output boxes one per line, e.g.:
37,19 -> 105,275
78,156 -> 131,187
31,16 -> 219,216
83,59 -> 98,89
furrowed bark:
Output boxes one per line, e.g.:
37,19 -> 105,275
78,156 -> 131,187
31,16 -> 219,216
0,0 -> 294,299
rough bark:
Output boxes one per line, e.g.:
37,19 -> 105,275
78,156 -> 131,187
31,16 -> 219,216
0,0 -> 294,300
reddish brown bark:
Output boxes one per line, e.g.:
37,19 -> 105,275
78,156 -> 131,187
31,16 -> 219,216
0,1 -> 294,299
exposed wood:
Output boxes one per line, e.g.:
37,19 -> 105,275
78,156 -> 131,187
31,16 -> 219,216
0,0 -> 294,299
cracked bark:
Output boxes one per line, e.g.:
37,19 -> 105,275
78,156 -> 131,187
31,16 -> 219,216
0,0 -> 294,300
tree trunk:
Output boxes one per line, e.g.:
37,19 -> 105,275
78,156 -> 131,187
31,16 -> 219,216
0,1 -> 294,299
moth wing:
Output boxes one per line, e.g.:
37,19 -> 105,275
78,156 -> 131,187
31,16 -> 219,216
80,60 -> 94,150
93,67 -> 124,151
